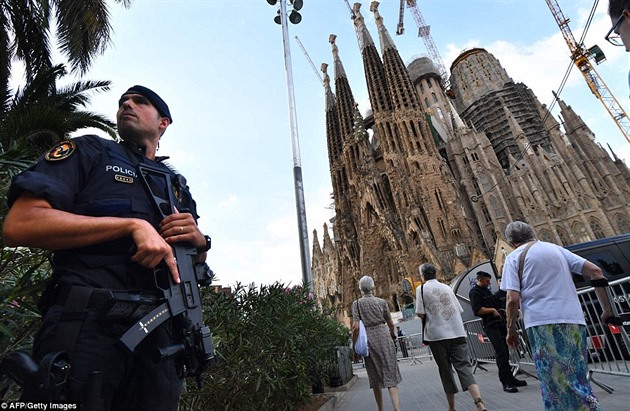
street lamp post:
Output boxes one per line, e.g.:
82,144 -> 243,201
266,0 -> 312,291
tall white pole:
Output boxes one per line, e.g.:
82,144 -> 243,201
279,0 -> 312,291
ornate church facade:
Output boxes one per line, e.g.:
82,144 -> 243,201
310,3 -> 630,325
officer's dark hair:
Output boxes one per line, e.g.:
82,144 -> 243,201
609,0 -> 630,19
476,271 -> 492,279
419,263 -> 437,280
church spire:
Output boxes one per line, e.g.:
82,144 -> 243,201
322,63 -> 342,166
353,2 -> 392,114
330,34 -> 357,141
370,1 -> 421,112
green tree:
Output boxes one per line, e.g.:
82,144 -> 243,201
1,64 -> 117,160
0,0 -> 132,104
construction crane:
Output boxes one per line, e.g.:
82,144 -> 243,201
396,0 -> 448,86
545,0 -> 630,144
294,36 -> 323,86
342,0 -> 356,19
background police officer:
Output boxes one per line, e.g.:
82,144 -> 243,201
3,85 -> 211,410
469,271 -> 527,393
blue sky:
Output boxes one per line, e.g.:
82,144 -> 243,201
35,0 -> 630,288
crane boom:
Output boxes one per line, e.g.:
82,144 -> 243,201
406,0 -> 448,84
545,0 -> 630,144
342,0 -> 356,19
396,0 -> 405,35
294,36 -> 323,86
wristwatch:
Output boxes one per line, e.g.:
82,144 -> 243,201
196,235 -> 212,254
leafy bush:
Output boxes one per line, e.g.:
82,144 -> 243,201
0,245 -> 52,399
0,246 -> 51,355
179,282 -> 349,411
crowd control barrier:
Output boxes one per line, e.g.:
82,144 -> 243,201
577,277 -> 630,393
396,333 -> 432,365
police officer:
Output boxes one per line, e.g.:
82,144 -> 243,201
469,271 -> 527,393
3,85 -> 212,410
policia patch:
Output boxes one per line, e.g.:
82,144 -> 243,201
45,140 -> 76,161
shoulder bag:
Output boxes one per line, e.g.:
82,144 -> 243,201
517,240 -> 537,289
354,300 -> 369,357
420,284 -> 428,345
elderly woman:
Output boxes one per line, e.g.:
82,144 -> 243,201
502,221 -> 614,410
352,276 -> 402,411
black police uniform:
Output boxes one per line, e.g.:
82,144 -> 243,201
469,284 -> 514,387
7,135 -> 200,410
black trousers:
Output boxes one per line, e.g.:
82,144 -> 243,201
33,306 -> 183,411
398,339 -> 409,357
483,322 -> 513,386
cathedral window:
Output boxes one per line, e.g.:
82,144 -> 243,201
572,222 -> 591,243
432,93 -> 438,103
490,196 -> 503,217
410,121 -> 418,138
615,214 -> 630,232
425,98 -> 430,109
472,178 -> 481,195
435,189 -> 445,210
419,83 -> 425,93
556,226 -> 569,246
427,78 -> 433,88
479,172 -> 491,191
481,202 -> 491,223
438,218 -> 447,237
589,218 -> 605,239
414,217 -> 423,231
411,230 -> 420,246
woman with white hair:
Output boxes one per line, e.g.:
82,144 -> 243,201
352,275 -> 402,411
502,221 -> 614,410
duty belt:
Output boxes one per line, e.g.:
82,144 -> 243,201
55,285 -> 161,322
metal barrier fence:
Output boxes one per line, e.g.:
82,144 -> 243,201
463,276 -> 630,392
464,318 -> 537,379
578,277 -> 630,392
463,319 -> 496,373
397,333 -> 432,365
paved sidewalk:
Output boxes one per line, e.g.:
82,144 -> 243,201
330,358 -> 630,410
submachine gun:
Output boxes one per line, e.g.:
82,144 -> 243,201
120,163 -> 218,386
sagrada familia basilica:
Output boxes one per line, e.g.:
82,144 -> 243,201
309,2 -> 630,324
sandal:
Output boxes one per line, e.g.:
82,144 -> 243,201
474,397 -> 487,411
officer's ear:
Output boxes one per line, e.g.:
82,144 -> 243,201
158,116 -> 170,136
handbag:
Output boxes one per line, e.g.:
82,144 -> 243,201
420,284 -> 428,345
354,300 -> 369,357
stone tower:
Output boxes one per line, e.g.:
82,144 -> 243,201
449,48 -> 553,169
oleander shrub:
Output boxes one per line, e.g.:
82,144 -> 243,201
0,246 -> 52,399
179,282 -> 349,411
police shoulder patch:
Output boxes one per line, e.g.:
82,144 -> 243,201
45,140 -> 76,161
